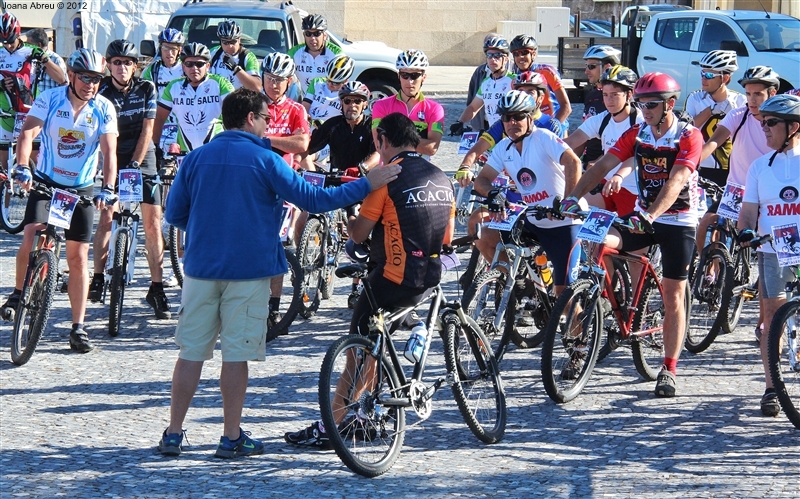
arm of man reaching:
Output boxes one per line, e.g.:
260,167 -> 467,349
699,123 -> 731,162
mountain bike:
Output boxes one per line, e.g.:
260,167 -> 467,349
767,263 -> 800,429
4,183 -> 97,365
318,255 -> 506,477
461,201 -> 557,364
163,152 -> 187,287
0,116 -> 33,234
104,169 -> 144,337
296,170 -> 357,318
540,207 -> 674,404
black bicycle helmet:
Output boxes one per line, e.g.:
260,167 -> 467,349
106,39 -> 138,61
216,20 -> 242,40
509,34 -> 538,52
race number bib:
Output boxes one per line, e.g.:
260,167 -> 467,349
302,171 -> 326,188
717,182 -> 744,221
576,208 -> 616,243
492,174 -> 510,188
279,202 -> 295,242
160,124 -> 179,151
457,131 -> 480,154
118,169 -> 143,203
47,189 -> 79,229
772,223 -> 800,267
487,203 -> 525,231
12,113 -> 25,140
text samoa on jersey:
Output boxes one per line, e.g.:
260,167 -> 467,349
767,203 -> 800,217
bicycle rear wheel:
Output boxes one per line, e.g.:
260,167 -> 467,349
1,178 -> 27,234
462,270 -> 511,362
540,279 -> 603,404
108,231 -> 129,337
685,248 -> 730,354
723,245 -> 750,334
767,301 -> 800,428
11,251 -> 57,365
318,335 -> 406,478
631,273 -> 667,380
266,247 -> 302,341
507,283 -> 550,350
168,225 -> 185,288
297,217 -> 324,318
444,315 -> 506,443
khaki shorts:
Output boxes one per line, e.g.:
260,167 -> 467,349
175,276 -> 272,362
757,252 -> 794,300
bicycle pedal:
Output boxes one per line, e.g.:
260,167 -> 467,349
1,307 -> 14,322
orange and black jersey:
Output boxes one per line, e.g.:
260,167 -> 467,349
360,151 -> 455,289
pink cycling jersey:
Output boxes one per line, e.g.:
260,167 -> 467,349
371,93 -> 444,139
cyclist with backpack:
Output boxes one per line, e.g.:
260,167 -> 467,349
565,65 -> 642,215
141,28 -> 186,99
561,72 -> 704,399
208,20 -> 261,91
1,49 -> 118,353
580,45 -> 622,166
90,40 -> 170,320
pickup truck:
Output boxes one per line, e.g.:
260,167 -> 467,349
142,0 -> 402,99
559,10 -> 800,108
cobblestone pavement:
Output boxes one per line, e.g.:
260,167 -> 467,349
1,98 -> 797,498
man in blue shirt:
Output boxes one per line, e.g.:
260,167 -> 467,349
157,88 -> 400,459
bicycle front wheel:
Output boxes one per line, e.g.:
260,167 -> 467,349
11,251 -> 57,365
168,225 -> 185,288
723,245 -> 750,334
631,273 -> 667,380
108,230 -> 129,337
318,335 -> 406,478
462,270 -> 511,362
266,247 -> 302,341
1,179 -> 27,234
444,315 -> 506,444
540,279 -> 603,404
297,217 -> 324,318
685,247 -> 730,353
768,300 -> 800,428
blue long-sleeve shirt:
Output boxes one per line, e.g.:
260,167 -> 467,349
165,130 -> 372,280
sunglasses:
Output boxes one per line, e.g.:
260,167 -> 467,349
633,100 -> 665,110
76,73 -> 103,85
512,50 -> 533,57
761,117 -> 785,127
304,30 -> 324,38
486,52 -> 506,60
220,39 -> 239,46
342,97 -> 366,106
501,112 -> 528,123
701,71 -> 722,80
183,60 -> 207,68
327,79 -> 345,86
585,63 -> 599,70
112,59 -> 135,67
264,74 -> 287,84
254,112 -> 270,123
399,72 -> 423,81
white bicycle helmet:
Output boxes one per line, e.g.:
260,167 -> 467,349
583,45 -> 621,65
700,50 -> 738,74
396,49 -> 428,71
497,90 -> 538,115
216,20 -> 241,40
484,35 -> 510,54
338,81 -> 370,100
326,55 -> 355,84
738,65 -> 780,88
67,48 -> 107,76
261,52 -> 295,78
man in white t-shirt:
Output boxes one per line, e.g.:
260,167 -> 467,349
685,50 -> 746,187
736,94 -> 800,418
565,65 -> 642,216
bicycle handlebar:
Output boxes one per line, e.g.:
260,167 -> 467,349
31,182 -> 95,206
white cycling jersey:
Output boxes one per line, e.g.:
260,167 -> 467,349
27,86 -> 117,188
685,89 -> 746,170
207,47 -> 260,90
718,105 -> 771,186
304,77 -> 342,122
577,110 -> 645,192
476,71 -> 514,127
287,42 -> 343,93
743,144 -> 800,255
159,74 -> 233,151
141,59 -> 185,99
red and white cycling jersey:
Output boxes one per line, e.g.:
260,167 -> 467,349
264,95 -> 310,165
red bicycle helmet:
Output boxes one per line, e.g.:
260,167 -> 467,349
0,13 -> 21,44
634,72 -> 680,101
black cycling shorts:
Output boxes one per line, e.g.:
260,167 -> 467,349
521,220 -> 581,286
118,151 -> 162,206
349,272 -> 430,335
22,184 -> 95,243
618,222 -> 696,280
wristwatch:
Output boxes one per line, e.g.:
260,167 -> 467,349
103,183 -> 115,192
129,161 -> 140,170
